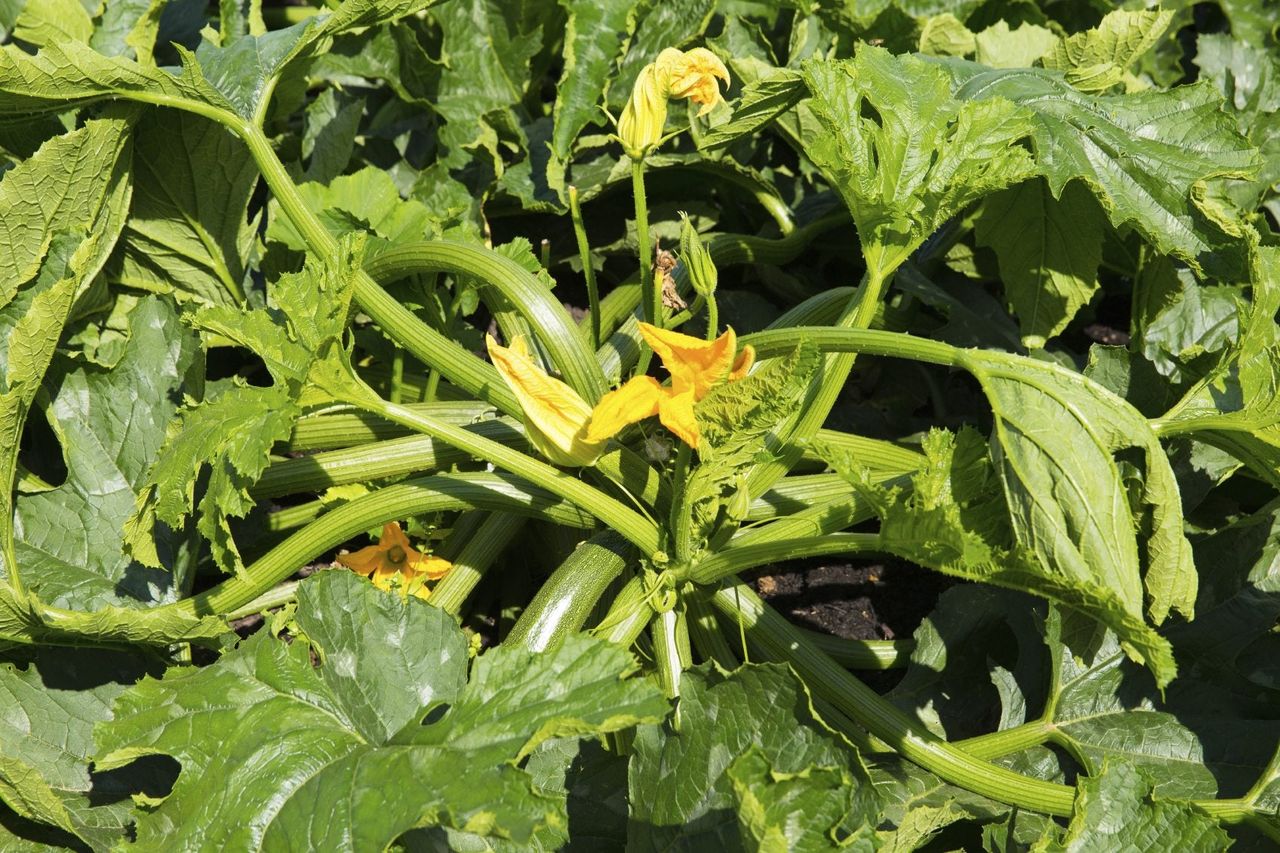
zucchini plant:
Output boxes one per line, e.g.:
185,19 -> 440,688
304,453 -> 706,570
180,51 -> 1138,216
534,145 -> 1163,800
0,0 -> 1277,848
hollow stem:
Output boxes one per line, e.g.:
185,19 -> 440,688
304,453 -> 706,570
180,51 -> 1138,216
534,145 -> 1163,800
632,158 -> 654,327
568,185 -> 602,350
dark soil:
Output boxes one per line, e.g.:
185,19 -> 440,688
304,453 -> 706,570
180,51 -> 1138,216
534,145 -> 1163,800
748,557 -> 954,642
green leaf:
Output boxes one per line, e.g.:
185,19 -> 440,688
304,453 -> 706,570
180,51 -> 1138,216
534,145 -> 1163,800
628,663 -> 879,851
1173,499 -> 1280,691
96,571 -> 666,849
950,64 -> 1260,279
92,0 -> 167,63
834,418 -> 1185,688
0,118 -> 133,311
917,14 -> 975,58
886,585 -> 1047,741
127,238 -> 366,574
1042,9 -> 1175,93
301,87 -> 363,185
801,47 -> 1036,279
551,0 -> 638,160
0,656 -> 167,849
975,177 -> 1105,348
686,342 -> 819,552
267,165 -> 444,251
1036,761 -> 1230,851
698,69 -> 805,151
974,21 -> 1058,69
1139,276 -> 1240,382
1194,34 -> 1280,220
11,0 -> 92,48
0,39 -> 232,119
124,383 -> 298,574
15,297 -> 199,611
961,349 -> 1196,648
1043,617 -> 1272,802
431,0 -> 544,165
1159,247 -> 1280,487
109,108 -> 258,307
729,747 -> 866,852
195,0 -> 437,120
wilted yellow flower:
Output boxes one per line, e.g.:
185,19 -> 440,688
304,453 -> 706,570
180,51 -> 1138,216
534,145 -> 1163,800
617,47 -> 731,158
659,48 -> 731,115
338,522 -> 451,600
587,323 -> 754,448
486,335 -> 606,466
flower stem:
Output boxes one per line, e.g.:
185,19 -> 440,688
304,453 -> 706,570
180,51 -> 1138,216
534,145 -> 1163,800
632,158 -> 654,327
568,185 -> 601,351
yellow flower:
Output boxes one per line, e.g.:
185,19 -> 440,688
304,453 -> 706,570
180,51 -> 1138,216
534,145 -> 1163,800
486,334 -> 606,466
617,47 -> 730,158
338,522 -> 452,600
659,48 -> 731,115
587,323 -> 754,449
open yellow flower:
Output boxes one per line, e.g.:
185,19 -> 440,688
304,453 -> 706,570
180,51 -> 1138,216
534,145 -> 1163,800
338,522 -> 451,600
488,325 -> 752,461
587,323 -> 754,449
617,47 -> 730,158
486,335 -> 606,466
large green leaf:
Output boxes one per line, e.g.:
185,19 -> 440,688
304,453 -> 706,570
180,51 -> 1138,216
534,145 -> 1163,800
430,0 -> 544,167
836,420 -> 1186,688
962,348 -> 1196,649
1159,248 -> 1280,487
126,237 -> 365,574
1173,498 -> 1280,693
1041,9 -> 1175,93
950,63 -> 1260,280
194,0 -> 438,120
551,0 -> 638,160
0,118 -> 132,311
1194,35 -> 1280,241
886,585 -> 1048,741
974,177 -> 1105,348
109,108 -> 258,307
0,658 -> 167,849
96,571 -> 666,849
0,39 -> 231,119
15,296 -> 198,611
1036,761 -> 1230,851
801,47 -> 1035,279
1045,620 -> 1275,803
628,663 -> 879,851
0,119 -> 135,593
9,0 -> 92,48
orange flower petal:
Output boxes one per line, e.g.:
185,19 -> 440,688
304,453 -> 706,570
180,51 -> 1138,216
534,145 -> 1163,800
658,390 -> 701,448
638,323 -> 737,399
337,543 -> 385,576
410,555 -> 454,581
729,344 -> 755,381
587,376 -> 664,443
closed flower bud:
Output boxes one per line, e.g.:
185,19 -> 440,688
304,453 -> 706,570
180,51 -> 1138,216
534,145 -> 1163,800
678,212 -> 717,297
618,62 -> 670,159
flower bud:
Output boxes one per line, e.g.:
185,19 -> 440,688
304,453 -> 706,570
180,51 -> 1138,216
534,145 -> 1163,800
617,62 -> 670,159
678,212 -> 717,298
